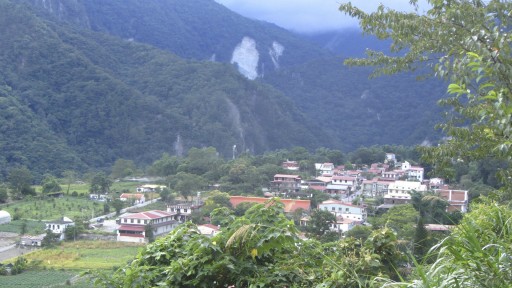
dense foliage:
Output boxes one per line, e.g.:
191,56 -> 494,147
95,199 -> 405,287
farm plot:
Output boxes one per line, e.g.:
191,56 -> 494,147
0,270 -> 87,288
21,241 -> 143,270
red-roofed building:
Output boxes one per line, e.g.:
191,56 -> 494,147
229,196 -> 310,213
117,210 -> 179,243
119,193 -> 145,204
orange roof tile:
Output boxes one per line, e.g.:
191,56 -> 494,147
229,196 -> 310,213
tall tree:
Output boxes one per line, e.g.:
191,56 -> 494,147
339,0 -> 512,199
89,172 -> 112,194
7,167 -> 33,199
62,170 -> 76,195
110,158 -> 136,179
41,175 -> 62,194
171,172 -> 204,200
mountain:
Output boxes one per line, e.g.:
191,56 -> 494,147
0,0 -> 331,179
0,0 -> 447,179
301,29 -> 393,58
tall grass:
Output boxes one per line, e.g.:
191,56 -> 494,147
380,201 -> 512,288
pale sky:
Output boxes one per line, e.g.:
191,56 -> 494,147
214,0 -> 428,33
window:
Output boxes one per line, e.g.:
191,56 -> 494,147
137,220 -> 140,224
131,219 -> 134,223
332,207 -> 335,211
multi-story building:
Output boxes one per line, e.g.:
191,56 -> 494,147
435,189 -> 469,212
361,178 -> 394,197
270,174 -> 301,196
384,180 -> 427,205
45,217 -> 75,240
117,210 -> 178,243
319,199 -> 367,222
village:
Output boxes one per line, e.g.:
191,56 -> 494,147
0,152 -> 468,249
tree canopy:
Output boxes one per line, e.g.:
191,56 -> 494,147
339,0 -> 512,198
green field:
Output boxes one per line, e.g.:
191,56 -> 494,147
0,270 -> 90,288
1,197 -> 106,221
0,181 -> 154,221
19,241 -> 142,270
0,220 -> 46,235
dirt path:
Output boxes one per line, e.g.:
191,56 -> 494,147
0,246 -> 38,262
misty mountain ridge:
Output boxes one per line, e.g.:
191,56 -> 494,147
0,0 -> 446,179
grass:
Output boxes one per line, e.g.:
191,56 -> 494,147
1,181 -> 151,221
0,270 -> 88,288
0,219 -> 46,235
2,197 -> 106,221
16,241 -> 143,270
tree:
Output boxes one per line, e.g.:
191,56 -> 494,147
7,167 -> 33,199
0,184 -> 8,203
345,225 -> 372,242
171,172 -> 204,201
339,0 -> 512,198
158,187 -> 175,203
145,224 -> 155,243
371,204 -> 419,247
111,199 -> 124,215
413,216 -> 430,261
148,153 -> 180,177
89,172 -> 112,194
62,170 -> 76,195
210,207 -> 234,227
306,209 -> 336,240
41,175 -> 62,194
110,158 -> 136,179
42,229 -> 60,247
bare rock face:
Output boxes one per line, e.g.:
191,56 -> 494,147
231,37 -> 259,80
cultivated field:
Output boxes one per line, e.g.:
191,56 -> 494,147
0,269 -> 93,288
19,240 -> 143,270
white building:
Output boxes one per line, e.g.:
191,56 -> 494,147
384,180 -> 428,204
136,184 -> 167,193
117,210 -> 178,243
315,163 -> 335,176
400,161 -> 424,182
0,210 -> 11,224
331,175 -> 357,190
329,217 -> 359,234
319,199 -> 367,221
45,217 -> 75,240
119,193 -> 145,204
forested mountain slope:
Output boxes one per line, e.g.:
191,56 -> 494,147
0,0 -> 448,179
26,0 -> 446,150
0,0 -> 329,179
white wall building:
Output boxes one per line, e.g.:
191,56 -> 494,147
45,217 -> 75,240
384,180 -> 428,204
117,210 -> 178,243
319,199 -> 367,221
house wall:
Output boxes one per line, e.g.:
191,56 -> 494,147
117,234 -> 146,243
319,204 -> 365,220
